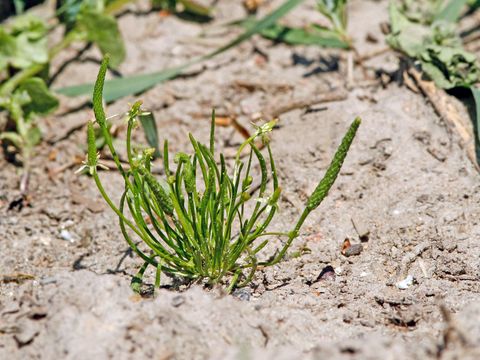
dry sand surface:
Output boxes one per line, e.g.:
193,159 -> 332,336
1,1 -> 479,359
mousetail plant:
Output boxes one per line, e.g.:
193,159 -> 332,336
84,56 -> 360,293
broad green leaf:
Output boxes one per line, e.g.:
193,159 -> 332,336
13,32 -> 48,68
56,0 -> 305,101
471,87 -> 480,142
396,0 -> 443,24
0,29 -> 16,72
0,15 -> 48,70
434,0 -> 469,23
25,125 -> 42,147
386,2 -> 430,57
139,112 -> 161,157
77,8 -> 126,68
17,77 -> 59,116
419,45 -> 480,89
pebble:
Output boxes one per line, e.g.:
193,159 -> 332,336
232,288 -> 251,301
171,295 -> 185,307
60,230 -> 74,242
344,244 -> 363,257
317,265 -> 336,282
396,275 -> 414,290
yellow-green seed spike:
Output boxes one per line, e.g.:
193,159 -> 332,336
306,117 -> 360,211
93,56 -> 109,128
139,168 -> 174,216
87,121 -> 97,174
183,161 -> 196,194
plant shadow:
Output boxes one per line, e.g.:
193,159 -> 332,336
448,87 -> 480,165
291,53 -> 340,77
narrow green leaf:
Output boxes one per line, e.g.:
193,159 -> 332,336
130,261 -> 149,293
56,0 -> 305,101
57,65 -> 187,102
179,0 -> 212,17
435,0 -> 469,22
239,19 -> 349,48
139,112 -> 161,157
0,131 -> 23,148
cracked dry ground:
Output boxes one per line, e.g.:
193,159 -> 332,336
1,0 -> 479,359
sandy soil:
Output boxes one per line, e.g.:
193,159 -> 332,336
1,0 -> 479,359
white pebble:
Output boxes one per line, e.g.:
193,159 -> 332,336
396,275 -> 414,290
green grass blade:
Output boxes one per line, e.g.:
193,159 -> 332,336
56,0 -> 304,101
434,0 -> 469,22
238,20 -> 349,48
131,260 -> 150,293
204,0 -> 305,59
57,65 -> 188,102
139,112 -> 161,157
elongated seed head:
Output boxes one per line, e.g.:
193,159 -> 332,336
139,168 -> 174,216
87,121 -> 97,171
306,117 -> 360,211
93,56 -> 109,129
183,161 -> 195,194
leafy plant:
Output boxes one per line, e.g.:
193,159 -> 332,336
0,0 -> 128,193
84,57 -> 360,292
387,0 -> 480,141
387,0 -> 478,88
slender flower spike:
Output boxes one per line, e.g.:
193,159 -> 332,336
138,167 -> 174,216
87,121 -> 98,170
306,117 -> 360,211
76,121 -> 109,175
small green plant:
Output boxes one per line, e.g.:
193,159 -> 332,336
237,0 -> 352,49
387,0 -> 479,89
84,57 -> 360,292
387,0 -> 480,141
0,1 -> 128,194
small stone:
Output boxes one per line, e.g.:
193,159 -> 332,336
232,288 -> 251,301
396,275 -> 415,290
317,265 -> 336,282
60,230 -> 74,242
344,244 -> 363,257
171,295 -> 185,307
